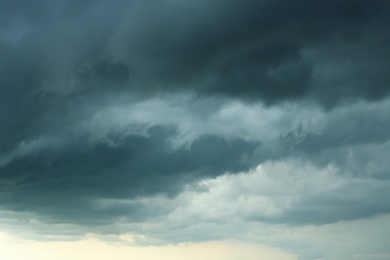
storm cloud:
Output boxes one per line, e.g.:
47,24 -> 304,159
1,1 -> 390,259
1,0 -> 390,103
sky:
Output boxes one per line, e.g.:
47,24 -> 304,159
0,0 -> 390,259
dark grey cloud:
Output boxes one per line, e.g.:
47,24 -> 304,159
0,124 -> 258,225
1,0 -> 389,106
0,0 -> 389,249
115,0 -> 390,107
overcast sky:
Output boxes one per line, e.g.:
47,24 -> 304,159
1,0 -> 390,259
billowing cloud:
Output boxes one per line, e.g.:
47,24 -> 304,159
1,1 -> 389,259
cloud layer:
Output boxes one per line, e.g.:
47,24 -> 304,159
1,1 -> 390,259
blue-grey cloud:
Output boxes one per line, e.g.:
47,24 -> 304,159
0,124 -> 258,224
1,0 -> 389,105
0,3 -> 389,259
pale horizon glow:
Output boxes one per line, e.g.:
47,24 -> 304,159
0,233 -> 295,260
